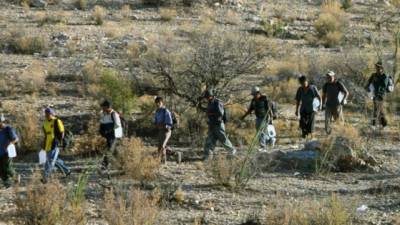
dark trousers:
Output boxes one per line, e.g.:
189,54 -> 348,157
0,155 -> 13,187
102,135 -> 118,168
373,99 -> 388,127
300,112 -> 315,138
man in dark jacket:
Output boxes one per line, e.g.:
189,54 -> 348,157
201,90 -> 236,160
322,71 -> 349,134
0,115 -> 18,188
295,76 -> 321,139
154,96 -> 173,164
366,61 -> 392,128
241,86 -> 275,152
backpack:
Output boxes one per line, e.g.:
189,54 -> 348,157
163,109 -> 180,130
111,111 -> 128,136
54,119 -> 74,149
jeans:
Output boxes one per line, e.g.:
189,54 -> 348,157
0,155 -> 13,187
325,105 -> 343,134
44,148 -> 70,178
256,117 -> 267,148
203,123 -> 236,158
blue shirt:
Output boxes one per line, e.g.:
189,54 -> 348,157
154,107 -> 173,129
0,125 -> 18,157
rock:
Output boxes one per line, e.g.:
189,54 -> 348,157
303,140 -> 321,151
245,15 -> 263,24
52,32 -> 70,47
30,0 -> 47,8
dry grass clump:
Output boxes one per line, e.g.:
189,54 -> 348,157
19,61 -> 47,93
15,179 -> 67,225
104,188 -> 159,225
264,195 -> 353,225
118,138 -> 160,182
36,11 -> 67,26
0,30 -> 48,54
121,4 -> 131,19
159,8 -> 177,21
93,5 -> 107,25
312,0 -> 348,47
265,78 -> 299,104
72,117 -> 106,155
207,155 -> 238,187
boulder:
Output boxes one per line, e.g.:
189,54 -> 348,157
30,0 -> 47,8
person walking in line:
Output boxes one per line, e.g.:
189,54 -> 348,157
42,108 -> 70,183
241,86 -> 275,152
295,76 -> 321,139
99,100 -> 123,170
321,71 -> 349,134
154,97 -> 173,164
200,89 -> 237,160
365,61 -> 393,129
0,115 -> 18,188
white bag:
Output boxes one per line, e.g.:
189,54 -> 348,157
338,92 -> 347,105
7,144 -> 17,158
312,98 -> 320,112
115,127 -> 123,139
39,150 -> 47,164
267,124 -> 276,138
368,84 -> 375,99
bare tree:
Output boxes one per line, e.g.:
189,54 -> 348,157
142,30 -> 267,106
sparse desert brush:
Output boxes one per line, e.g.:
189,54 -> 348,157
72,118 -> 106,155
104,188 -> 159,225
265,78 -> 299,104
159,8 -> 177,21
223,9 -> 241,25
174,188 -> 185,204
10,106 -> 41,153
15,179 -> 67,225
121,4 -> 131,19
36,11 -> 67,26
207,155 -> 238,187
19,61 -> 47,93
313,0 -> 348,47
75,0 -> 88,10
341,0 -> 352,9
264,195 -> 353,225
117,138 -> 160,182
93,5 -> 107,25
0,30 -> 47,54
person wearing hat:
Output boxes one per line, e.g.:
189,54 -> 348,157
42,108 -> 70,183
321,71 -> 349,134
295,75 -> 321,139
0,115 -> 18,188
241,86 -> 275,152
365,61 -> 392,128
200,89 -> 236,160
99,100 -> 123,170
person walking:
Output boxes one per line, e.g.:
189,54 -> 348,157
321,71 -> 349,134
365,61 -> 393,129
154,97 -> 173,164
200,89 -> 237,160
295,76 -> 321,139
0,115 -> 18,188
99,100 -> 123,170
42,108 -> 70,183
241,86 -> 275,152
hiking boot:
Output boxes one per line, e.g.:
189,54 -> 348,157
40,177 -> 48,184
258,148 -> 267,153
65,170 -> 71,177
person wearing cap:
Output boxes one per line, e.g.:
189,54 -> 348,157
42,108 -> 70,182
322,71 -> 349,134
295,75 -> 321,139
154,96 -> 173,164
365,61 -> 392,128
0,115 -> 18,188
99,100 -> 122,170
200,89 -> 236,160
241,87 -> 275,152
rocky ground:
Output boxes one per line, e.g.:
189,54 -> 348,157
0,0 -> 400,224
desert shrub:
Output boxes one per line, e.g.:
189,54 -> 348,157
19,61 -> 47,94
262,18 -> 288,38
15,179 -> 67,225
93,5 -> 106,25
104,188 -> 159,225
141,0 -> 163,6
159,8 -> 177,21
117,138 -> 160,182
313,0 -> 348,47
72,117 -> 106,155
121,4 -> 131,19
264,195 -> 353,225
36,11 -> 67,26
0,30 -> 47,54
264,78 -> 299,104
207,155 -> 238,187
341,0 -> 352,10
12,106 -> 41,153
75,0 -> 88,10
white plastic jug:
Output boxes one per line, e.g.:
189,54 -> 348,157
39,150 -> 47,164
267,124 -> 276,138
312,97 -> 320,112
115,127 -> 123,139
338,92 -> 347,105
368,84 -> 375,99
7,144 -> 16,158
